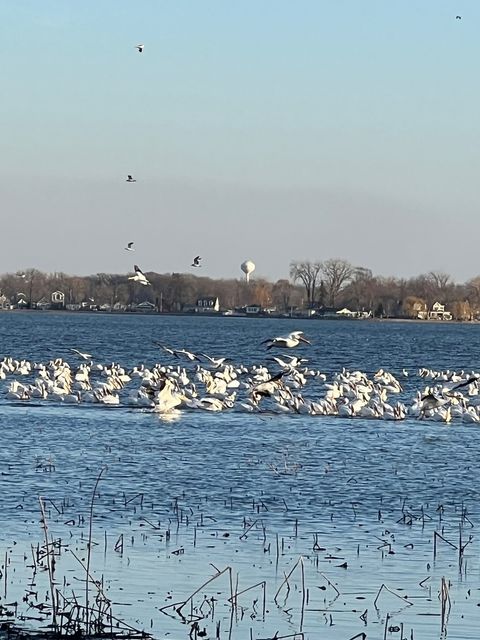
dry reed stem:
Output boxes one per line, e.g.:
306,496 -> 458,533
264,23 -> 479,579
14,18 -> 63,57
274,556 -> 303,604
38,496 -> 57,631
373,583 -> 413,609
85,467 -> 106,634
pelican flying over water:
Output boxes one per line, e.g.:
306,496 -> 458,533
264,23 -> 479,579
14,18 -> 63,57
262,331 -> 311,350
70,348 -> 92,361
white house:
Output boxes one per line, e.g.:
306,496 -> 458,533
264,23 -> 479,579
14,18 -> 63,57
336,307 -> 356,317
196,297 -> 220,313
336,308 -> 371,319
51,291 -> 65,309
428,302 -> 452,321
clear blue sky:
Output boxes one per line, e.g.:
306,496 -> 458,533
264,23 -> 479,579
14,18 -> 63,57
1,1 -> 479,282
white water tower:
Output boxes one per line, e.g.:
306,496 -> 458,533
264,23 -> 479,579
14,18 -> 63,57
241,260 -> 256,283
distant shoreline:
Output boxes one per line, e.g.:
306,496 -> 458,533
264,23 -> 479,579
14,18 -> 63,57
1,309 -> 479,325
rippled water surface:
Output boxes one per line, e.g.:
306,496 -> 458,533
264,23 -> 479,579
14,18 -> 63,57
1,312 -> 480,639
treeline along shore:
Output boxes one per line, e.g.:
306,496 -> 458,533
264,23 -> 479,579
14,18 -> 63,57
1,259 -> 480,320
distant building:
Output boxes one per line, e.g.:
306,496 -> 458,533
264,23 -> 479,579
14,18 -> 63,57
80,299 -> 96,310
245,304 -> 262,315
51,290 -> 65,310
336,307 -> 372,319
316,306 -> 339,318
135,300 -> 157,312
196,297 -> 220,313
417,301 -> 452,321
35,297 -> 50,310
336,307 -> 356,317
411,300 -> 427,318
428,301 -> 452,321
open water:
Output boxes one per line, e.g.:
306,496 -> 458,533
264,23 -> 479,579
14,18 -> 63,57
1,312 -> 480,640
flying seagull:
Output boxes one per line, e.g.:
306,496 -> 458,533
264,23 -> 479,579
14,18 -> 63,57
125,242 -> 135,252
135,44 -> 145,52
261,331 -> 311,350
191,256 -> 202,267
128,265 -> 150,286
70,348 -> 93,360
456,16 -> 462,20
126,175 -> 136,183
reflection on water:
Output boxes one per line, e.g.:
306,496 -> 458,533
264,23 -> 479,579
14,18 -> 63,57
1,314 -> 480,638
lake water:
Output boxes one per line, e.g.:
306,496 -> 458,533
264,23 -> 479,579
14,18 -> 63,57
1,312 -> 480,640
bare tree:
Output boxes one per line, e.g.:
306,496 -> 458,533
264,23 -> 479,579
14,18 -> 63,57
374,276 -> 402,317
272,279 -> 294,313
427,271 -> 454,302
428,271 -> 452,290
289,261 -> 322,307
450,300 -> 472,321
466,276 -> 480,315
321,259 -> 354,307
251,279 -> 273,308
23,268 -> 46,307
344,267 -> 376,311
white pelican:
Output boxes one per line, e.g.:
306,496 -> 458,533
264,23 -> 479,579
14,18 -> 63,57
128,265 -> 150,286
191,256 -> 201,267
70,348 -> 92,360
261,331 -> 311,350
125,241 -> 135,252
200,354 -> 230,368
135,44 -> 144,52
126,175 -> 136,183
174,348 -> 201,362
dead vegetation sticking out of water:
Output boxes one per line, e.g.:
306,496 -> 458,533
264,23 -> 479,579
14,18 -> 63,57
2,460 -> 480,640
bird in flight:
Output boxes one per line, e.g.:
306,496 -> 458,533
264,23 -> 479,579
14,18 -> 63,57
261,331 -> 311,350
125,242 -> 135,252
456,15 -> 462,19
128,265 -> 150,286
191,256 -> 202,267
126,175 -> 136,183
70,348 -> 93,360
201,353 -> 231,368
135,44 -> 145,53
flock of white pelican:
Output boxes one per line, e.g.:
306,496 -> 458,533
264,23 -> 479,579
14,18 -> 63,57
1,330 -> 480,423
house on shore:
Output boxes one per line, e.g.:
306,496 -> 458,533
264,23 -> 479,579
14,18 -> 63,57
134,300 -> 157,313
418,301 -> 452,321
182,296 -> 220,313
195,297 -> 220,313
336,307 -> 372,319
51,291 -> 65,310
244,304 -> 262,315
